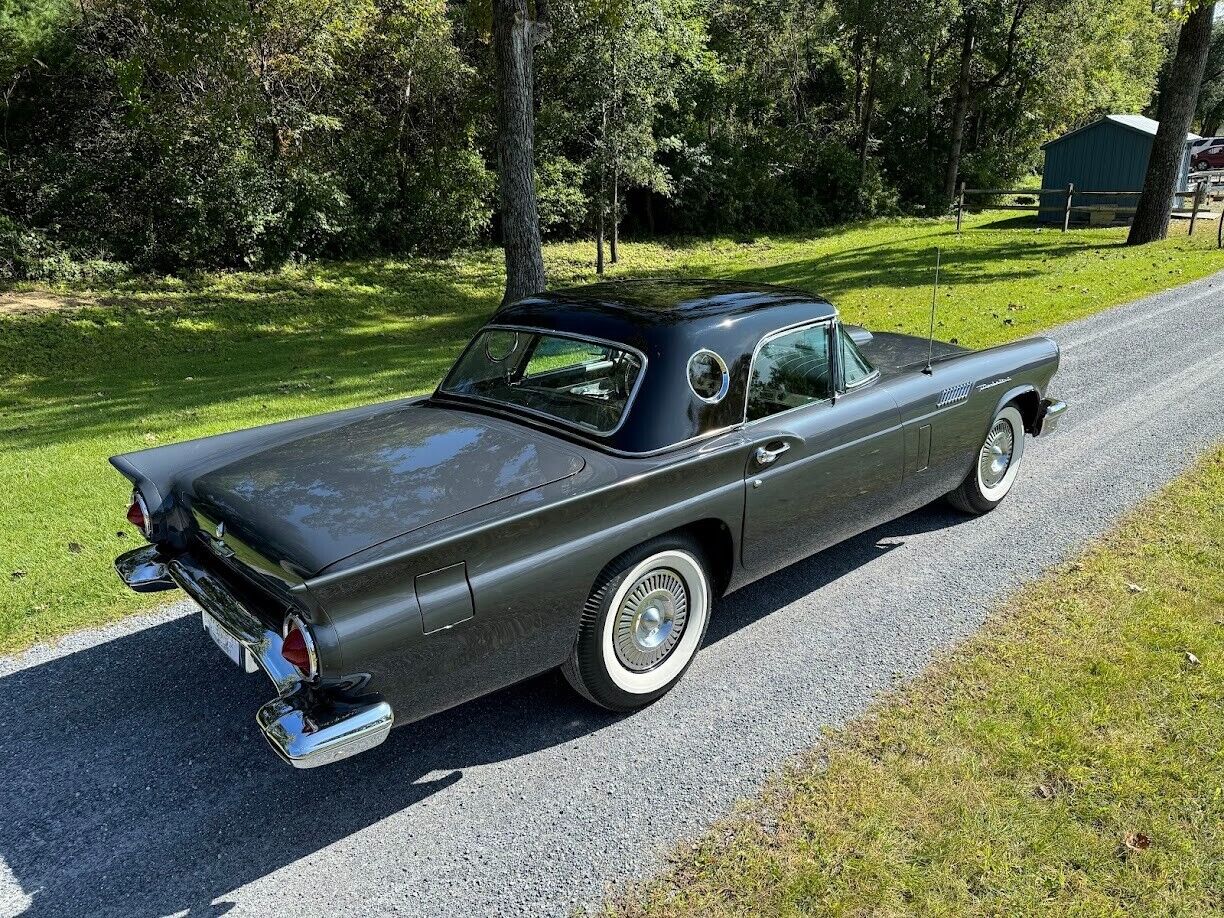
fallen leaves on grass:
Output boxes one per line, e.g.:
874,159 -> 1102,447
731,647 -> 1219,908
1120,831 -> 1151,855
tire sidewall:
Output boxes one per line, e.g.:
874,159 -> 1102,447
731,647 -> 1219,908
970,405 -> 1026,510
573,537 -> 712,711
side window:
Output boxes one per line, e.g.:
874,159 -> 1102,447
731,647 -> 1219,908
746,323 -> 832,421
838,326 -> 876,389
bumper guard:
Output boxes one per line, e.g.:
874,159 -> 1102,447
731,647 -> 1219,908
1035,398 -> 1068,437
115,546 -> 393,768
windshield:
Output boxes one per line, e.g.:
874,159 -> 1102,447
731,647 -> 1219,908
440,328 -> 645,434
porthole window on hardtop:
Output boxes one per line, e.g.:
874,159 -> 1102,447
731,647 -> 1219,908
687,350 -> 730,403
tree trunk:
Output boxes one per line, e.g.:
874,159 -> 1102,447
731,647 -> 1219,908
492,0 -> 548,306
943,10 -> 976,207
1129,1 -> 1216,245
852,28 -> 865,125
1204,107 -> 1223,138
609,38 -> 619,263
596,179 -> 605,275
858,38 -> 880,168
923,42 -> 939,197
610,166 -> 619,263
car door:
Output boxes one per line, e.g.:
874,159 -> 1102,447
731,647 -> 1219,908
741,320 -> 904,573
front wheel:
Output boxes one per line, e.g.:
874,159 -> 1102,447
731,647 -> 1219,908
562,536 -> 712,712
947,404 -> 1027,515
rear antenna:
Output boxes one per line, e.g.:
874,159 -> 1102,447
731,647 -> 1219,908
922,247 -> 942,376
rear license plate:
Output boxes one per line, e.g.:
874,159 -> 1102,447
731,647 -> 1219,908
202,611 -> 245,669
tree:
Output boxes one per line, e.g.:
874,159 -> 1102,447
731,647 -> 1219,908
491,0 -> 549,306
537,0 -> 706,270
1195,21 -> 1224,135
941,0 -> 1034,207
1129,0 -> 1216,245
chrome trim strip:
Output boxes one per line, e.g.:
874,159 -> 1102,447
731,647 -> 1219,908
438,323 -> 649,439
428,392 -> 747,459
687,348 -> 731,404
844,368 -> 881,391
132,491 -> 151,537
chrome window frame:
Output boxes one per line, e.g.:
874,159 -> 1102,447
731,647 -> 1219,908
438,323 -> 649,438
482,329 -> 521,363
835,321 -> 880,393
687,348 -> 731,404
742,317 -> 836,425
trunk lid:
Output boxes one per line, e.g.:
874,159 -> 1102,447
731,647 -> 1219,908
187,403 -> 585,575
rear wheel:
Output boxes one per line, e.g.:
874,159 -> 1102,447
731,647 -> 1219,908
562,536 -> 711,712
947,404 -> 1027,515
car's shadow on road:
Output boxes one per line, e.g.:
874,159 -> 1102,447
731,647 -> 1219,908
0,503 -> 967,917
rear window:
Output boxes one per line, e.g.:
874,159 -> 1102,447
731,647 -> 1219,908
440,329 -> 644,434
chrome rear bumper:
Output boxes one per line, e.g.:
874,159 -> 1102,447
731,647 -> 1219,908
114,545 -> 393,768
1036,398 -> 1068,436
257,689 -> 395,769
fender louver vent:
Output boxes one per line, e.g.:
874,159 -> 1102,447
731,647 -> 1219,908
937,382 -> 973,407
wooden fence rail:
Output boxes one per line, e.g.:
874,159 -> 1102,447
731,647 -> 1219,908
955,181 -> 1219,245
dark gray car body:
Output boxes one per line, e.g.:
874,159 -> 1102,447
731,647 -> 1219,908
112,280 -> 1064,766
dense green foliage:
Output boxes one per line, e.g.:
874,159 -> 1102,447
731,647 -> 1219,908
0,0 -> 1173,274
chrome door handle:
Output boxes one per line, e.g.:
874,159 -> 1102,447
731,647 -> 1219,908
754,443 -> 791,466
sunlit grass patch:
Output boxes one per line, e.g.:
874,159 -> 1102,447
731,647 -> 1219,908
2,212 -> 1223,652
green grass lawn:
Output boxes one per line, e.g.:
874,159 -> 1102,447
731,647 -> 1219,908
607,446 -> 1224,917
2,212 -> 1223,653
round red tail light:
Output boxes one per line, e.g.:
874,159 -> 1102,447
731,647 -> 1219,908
126,492 -> 150,535
281,617 -> 317,678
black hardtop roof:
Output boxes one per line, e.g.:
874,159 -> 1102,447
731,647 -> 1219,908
495,279 -> 836,336
470,278 -> 840,454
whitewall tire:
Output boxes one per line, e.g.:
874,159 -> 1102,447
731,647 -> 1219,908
562,536 -> 712,712
947,404 -> 1027,515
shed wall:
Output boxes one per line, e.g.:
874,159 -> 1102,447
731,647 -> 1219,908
1040,121 -> 1153,223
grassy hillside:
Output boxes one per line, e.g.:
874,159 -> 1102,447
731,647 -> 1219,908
2,212 -> 1223,652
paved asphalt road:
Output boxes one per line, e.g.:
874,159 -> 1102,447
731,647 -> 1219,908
3,271 -> 1223,918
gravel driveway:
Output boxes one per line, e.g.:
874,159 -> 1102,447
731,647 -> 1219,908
2,271 -> 1223,918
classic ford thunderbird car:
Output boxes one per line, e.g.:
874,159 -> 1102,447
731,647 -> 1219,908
112,280 -> 1066,768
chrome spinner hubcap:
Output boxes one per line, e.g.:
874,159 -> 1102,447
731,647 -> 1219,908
979,419 -> 1015,489
613,569 -> 689,672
